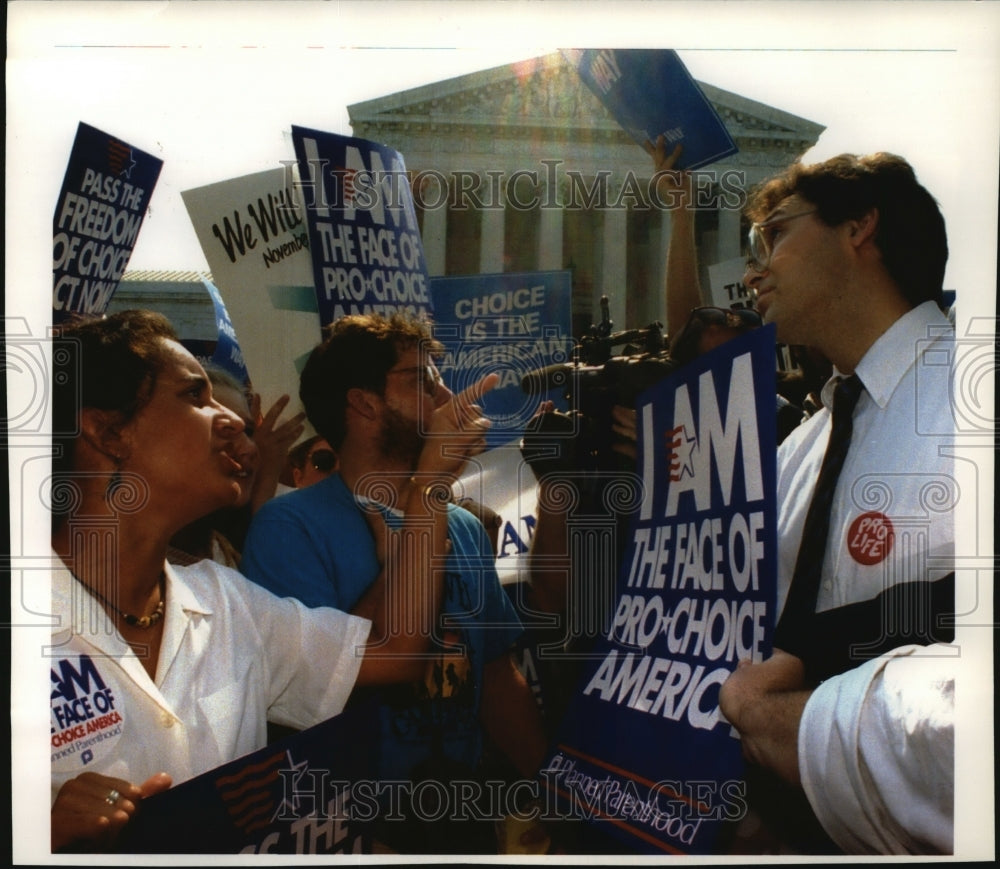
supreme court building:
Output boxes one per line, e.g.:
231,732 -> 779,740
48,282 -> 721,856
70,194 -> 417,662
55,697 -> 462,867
117,53 -> 823,343
348,52 -> 824,338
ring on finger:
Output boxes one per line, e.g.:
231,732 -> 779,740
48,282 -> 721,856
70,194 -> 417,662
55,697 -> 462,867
105,788 -> 121,806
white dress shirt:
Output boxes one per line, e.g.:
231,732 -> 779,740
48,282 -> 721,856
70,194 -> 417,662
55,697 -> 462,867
799,644 -> 954,853
775,301 -> 956,616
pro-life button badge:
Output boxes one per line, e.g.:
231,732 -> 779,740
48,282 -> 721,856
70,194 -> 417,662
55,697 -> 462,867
847,511 -> 895,565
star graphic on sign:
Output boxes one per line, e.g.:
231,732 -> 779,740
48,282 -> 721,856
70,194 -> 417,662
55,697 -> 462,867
271,752 -> 312,820
119,149 -> 137,180
667,424 -> 697,482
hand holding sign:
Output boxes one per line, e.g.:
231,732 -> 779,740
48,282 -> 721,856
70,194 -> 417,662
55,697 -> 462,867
51,770 -> 172,852
645,136 -> 691,209
718,649 -> 807,786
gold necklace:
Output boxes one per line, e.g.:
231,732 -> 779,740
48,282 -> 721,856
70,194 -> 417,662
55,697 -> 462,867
86,572 -> 166,630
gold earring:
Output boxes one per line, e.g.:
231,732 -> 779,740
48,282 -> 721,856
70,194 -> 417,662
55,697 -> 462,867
104,458 -> 123,501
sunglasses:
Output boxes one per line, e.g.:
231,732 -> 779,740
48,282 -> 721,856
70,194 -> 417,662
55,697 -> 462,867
672,306 -> 763,364
747,208 -> 817,270
687,306 -> 762,330
307,448 -> 337,473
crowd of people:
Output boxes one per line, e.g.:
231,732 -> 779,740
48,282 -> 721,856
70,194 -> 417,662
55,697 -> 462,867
48,142 -> 957,856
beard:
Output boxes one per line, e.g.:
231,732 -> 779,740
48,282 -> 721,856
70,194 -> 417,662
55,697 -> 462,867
376,405 -> 424,468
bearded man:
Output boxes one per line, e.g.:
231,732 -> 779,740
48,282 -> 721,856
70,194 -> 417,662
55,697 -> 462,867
242,313 -> 546,854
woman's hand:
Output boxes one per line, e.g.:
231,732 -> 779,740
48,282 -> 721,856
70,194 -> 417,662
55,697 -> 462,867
249,393 -> 307,510
51,771 -> 172,852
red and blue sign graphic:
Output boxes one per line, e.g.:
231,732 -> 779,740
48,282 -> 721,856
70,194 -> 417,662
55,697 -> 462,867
52,121 -> 163,323
118,704 -> 377,854
291,126 -> 432,328
538,326 -> 778,854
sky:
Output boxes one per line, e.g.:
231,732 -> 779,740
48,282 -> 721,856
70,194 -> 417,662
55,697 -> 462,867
7,2 -> 999,862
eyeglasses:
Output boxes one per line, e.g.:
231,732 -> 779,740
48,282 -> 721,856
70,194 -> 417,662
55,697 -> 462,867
307,448 -> 337,473
747,208 -> 817,270
386,363 -> 443,397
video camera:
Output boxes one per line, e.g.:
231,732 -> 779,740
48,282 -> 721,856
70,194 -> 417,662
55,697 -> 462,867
520,296 -> 680,476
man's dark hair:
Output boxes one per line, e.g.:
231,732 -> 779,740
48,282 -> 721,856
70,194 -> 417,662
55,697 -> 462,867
746,152 -> 948,308
299,313 -> 441,449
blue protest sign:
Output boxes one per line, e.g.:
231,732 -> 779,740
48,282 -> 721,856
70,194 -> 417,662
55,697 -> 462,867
291,126 -> 432,326
537,325 -> 777,854
562,49 -> 738,170
200,277 -> 251,386
431,270 -> 574,447
52,122 -> 163,323
117,705 -> 377,854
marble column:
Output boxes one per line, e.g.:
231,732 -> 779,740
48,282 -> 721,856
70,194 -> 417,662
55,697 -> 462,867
650,209 -> 671,328
538,201 -> 563,271
419,175 -> 448,277
600,206 -> 628,330
717,202 -> 743,264
479,205 -> 506,274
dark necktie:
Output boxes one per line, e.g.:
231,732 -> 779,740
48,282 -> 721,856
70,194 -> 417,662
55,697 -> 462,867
776,374 -> 865,647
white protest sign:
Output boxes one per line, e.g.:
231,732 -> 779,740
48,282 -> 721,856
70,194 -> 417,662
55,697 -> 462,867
706,255 -> 753,310
182,167 -> 320,409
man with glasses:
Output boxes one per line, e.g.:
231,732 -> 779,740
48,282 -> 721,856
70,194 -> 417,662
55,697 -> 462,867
718,152 -> 957,853
241,313 -> 547,854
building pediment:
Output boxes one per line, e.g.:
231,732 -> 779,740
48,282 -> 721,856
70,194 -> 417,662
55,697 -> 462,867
349,52 -> 824,156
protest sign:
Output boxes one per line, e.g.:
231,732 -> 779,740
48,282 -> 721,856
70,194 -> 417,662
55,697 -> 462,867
537,325 -> 777,854
706,255 -> 755,311
291,126 -> 432,326
177,277 -> 251,387
431,270 -> 574,447
117,705 -> 376,854
707,257 -> 799,374
454,443 -> 540,586
52,122 -> 163,323
182,167 -> 321,408
561,49 -> 738,170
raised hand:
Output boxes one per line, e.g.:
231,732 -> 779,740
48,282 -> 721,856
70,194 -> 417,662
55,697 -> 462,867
249,393 -> 307,510
416,372 -> 499,478
644,135 -> 691,209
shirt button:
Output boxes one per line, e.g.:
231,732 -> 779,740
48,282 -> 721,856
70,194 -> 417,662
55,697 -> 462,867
161,713 -> 175,728
823,581 -> 832,591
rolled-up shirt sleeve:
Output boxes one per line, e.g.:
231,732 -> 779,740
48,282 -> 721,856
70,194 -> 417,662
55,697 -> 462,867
798,644 -> 954,854
246,579 -> 372,730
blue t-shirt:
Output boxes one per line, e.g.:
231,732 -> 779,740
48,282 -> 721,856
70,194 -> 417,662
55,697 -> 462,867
241,473 -> 523,782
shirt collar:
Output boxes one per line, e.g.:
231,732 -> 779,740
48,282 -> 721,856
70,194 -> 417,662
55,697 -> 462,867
824,301 -> 951,410
164,561 -> 213,616
49,552 -> 213,639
